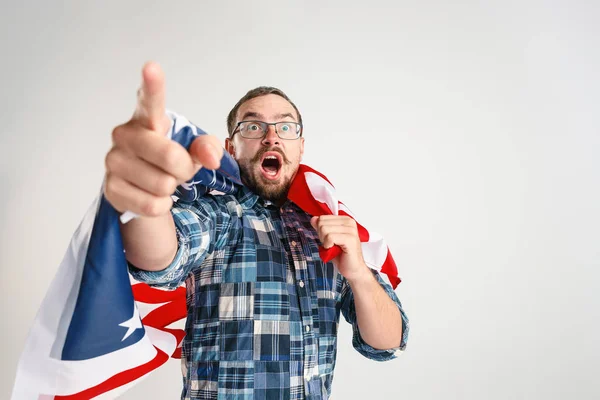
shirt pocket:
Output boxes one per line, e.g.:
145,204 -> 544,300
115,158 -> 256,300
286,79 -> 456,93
315,273 -> 342,337
244,214 -> 279,247
255,244 -> 289,283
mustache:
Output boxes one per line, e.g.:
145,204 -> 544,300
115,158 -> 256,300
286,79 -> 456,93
251,147 -> 291,165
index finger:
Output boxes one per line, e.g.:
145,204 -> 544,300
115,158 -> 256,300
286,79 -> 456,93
133,61 -> 166,131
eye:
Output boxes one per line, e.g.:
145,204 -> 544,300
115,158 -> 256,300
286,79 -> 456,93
280,124 -> 291,132
248,123 -> 261,131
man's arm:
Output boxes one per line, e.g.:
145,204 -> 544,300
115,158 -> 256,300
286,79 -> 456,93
345,267 -> 403,350
103,62 -> 223,272
311,215 -> 405,350
119,214 -> 178,272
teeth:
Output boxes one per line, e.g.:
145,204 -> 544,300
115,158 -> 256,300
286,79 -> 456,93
266,170 -> 277,176
265,156 -> 277,160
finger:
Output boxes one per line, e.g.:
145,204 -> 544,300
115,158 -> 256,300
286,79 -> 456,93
104,173 -> 173,217
317,225 -> 357,244
189,135 -> 224,170
112,123 -> 196,181
105,148 -> 179,197
133,61 -> 167,131
314,215 -> 356,228
321,232 -> 356,250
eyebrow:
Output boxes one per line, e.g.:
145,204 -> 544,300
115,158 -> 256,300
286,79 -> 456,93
239,111 -> 297,122
274,112 -> 296,121
239,111 -> 264,121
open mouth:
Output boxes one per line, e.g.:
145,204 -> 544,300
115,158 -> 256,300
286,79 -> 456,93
260,152 -> 283,180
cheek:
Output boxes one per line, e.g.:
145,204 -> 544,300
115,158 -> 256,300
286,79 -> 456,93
288,147 -> 303,164
234,144 -> 256,162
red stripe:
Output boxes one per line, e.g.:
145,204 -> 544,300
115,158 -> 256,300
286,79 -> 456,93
381,249 -> 401,289
141,297 -> 187,329
288,165 -> 334,217
338,209 -> 369,242
54,346 -> 169,400
131,283 -> 186,303
136,287 -> 186,360
318,246 -> 342,263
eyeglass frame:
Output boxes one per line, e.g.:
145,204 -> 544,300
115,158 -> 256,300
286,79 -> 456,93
230,120 -> 303,140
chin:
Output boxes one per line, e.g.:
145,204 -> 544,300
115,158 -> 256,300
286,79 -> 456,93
248,169 -> 291,203
239,156 -> 299,203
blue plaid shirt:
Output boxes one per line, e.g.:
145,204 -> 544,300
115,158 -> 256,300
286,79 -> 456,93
130,186 -> 409,399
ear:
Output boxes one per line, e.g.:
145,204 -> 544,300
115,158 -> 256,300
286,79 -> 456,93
299,137 -> 305,162
225,138 -> 235,157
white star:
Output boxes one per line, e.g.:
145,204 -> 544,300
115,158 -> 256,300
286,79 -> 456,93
118,304 -> 142,341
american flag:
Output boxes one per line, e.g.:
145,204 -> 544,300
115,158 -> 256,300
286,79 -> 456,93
11,112 -> 400,399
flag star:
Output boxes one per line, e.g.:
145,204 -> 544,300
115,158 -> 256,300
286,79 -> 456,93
118,304 -> 142,341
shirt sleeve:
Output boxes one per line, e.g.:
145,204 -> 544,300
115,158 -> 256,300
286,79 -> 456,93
340,269 -> 409,361
128,195 -> 231,290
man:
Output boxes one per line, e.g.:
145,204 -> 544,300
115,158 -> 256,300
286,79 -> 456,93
104,62 -> 409,399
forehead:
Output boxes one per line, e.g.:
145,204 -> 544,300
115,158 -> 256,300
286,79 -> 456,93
236,94 -> 298,122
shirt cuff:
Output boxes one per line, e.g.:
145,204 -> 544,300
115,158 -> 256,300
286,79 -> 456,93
352,302 -> 409,361
128,207 -> 210,290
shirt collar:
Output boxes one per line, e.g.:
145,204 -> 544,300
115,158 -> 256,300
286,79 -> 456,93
236,185 -> 260,209
235,185 -> 297,212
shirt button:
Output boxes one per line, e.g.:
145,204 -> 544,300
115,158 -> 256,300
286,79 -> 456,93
305,325 -> 310,333
298,280 -> 305,288
291,241 -> 297,246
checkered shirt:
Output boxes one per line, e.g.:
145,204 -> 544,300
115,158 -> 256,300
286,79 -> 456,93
129,186 -> 409,399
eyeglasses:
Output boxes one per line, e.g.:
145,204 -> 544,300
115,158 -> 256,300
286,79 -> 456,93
231,120 -> 303,140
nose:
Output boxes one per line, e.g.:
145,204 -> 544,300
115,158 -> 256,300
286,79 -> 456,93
261,124 -> 280,146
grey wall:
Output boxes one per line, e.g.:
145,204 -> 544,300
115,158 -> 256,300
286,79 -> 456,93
1,1 -> 599,399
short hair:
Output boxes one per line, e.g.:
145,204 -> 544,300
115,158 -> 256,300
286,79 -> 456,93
226,86 -> 303,137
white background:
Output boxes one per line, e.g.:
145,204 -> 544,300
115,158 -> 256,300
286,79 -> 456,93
1,1 -> 599,399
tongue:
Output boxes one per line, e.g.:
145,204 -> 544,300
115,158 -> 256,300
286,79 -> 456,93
264,165 -> 278,173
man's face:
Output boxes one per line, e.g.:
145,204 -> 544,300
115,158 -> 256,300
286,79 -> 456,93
225,94 -> 305,204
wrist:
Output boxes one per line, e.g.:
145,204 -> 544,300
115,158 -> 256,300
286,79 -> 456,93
346,263 -> 375,287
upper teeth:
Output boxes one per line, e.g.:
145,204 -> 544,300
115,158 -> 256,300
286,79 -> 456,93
265,156 -> 277,160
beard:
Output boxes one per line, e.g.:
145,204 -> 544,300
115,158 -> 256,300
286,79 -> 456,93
237,147 -> 295,205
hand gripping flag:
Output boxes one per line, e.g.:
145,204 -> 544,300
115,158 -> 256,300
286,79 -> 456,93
11,112 -> 400,399
287,164 -> 401,289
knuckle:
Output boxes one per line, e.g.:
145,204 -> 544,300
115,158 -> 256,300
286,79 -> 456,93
160,144 -> 181,173
319,226 -> 329,238
104,150 -> 114,171
103,176 -> 118,199
141,199 -> 160,217
141,197 -> 172,217
111,125 -> 125,144
104,149 -> 120,172
156,174 -> 177,195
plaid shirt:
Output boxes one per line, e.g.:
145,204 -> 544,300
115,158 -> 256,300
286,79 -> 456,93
130,186 -> 409,400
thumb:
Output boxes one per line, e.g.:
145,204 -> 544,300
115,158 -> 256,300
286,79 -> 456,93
189,135 -> 224,171
133,61 -> 167,132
